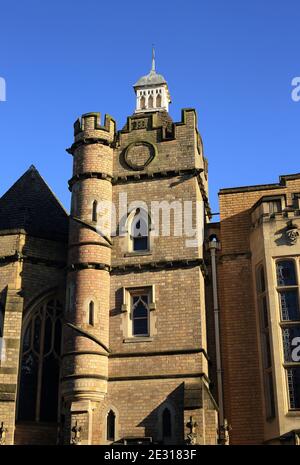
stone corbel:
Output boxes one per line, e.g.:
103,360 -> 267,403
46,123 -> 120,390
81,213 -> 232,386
121,304 -> 128,313
0,422 -> 8,445
186,416 -> 198,445
285,220 -> 299,245
71,421 -> 82,445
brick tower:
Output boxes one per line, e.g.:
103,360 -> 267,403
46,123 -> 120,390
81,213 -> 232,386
61,113 -> 116,444
59,53 -> 218,445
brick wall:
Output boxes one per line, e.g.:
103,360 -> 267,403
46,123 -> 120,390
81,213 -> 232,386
218,176 -> 300,444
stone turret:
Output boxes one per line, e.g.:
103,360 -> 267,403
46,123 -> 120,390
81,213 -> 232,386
61,112 -> 116,445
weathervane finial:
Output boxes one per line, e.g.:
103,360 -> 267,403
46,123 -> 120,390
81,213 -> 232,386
152,45 -> 155,72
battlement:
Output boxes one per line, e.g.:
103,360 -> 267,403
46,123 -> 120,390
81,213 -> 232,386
177,108 -> 198,127
74,112 -> 116,144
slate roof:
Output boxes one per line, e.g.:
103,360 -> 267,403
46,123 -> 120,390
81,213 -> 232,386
134,69 -> 167,87
0,166 -> 69,242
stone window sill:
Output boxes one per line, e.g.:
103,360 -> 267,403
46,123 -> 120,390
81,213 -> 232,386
286,410 -> 300,417
124,251 -> 152,257
123,337 -> 154,343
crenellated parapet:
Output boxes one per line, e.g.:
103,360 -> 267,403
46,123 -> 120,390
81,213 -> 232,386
66,113 -> 117,157
74,112 -> 116,141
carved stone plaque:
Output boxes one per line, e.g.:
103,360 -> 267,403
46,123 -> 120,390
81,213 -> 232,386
131,119 -> 147,130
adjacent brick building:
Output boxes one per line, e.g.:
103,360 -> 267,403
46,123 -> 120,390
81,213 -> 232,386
213,176 -> 300,444
0,58 -> 299,445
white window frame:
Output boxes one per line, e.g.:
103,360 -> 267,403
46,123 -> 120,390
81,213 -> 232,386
121,285 -> 156,340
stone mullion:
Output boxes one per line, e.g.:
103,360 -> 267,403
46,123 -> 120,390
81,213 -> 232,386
35,304 -> 46,422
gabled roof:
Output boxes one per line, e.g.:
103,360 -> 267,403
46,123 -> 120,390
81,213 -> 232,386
0,166 -> 69,242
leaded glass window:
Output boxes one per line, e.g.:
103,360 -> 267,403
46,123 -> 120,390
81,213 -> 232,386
132,294 -> 149,336
18,298 -> 63,422
286,367 -> 300,409
276,260 -> 297,287
282,326 -> 300,363
276,258 -> 300,410
279,290 -> 300,321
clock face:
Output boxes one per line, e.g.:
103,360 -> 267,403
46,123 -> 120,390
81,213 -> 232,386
124,141 -> 156,171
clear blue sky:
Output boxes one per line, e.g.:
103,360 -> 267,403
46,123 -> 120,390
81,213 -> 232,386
0,0 -> 300,214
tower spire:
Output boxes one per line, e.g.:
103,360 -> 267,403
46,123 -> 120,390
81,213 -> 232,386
152,46 -> 155,72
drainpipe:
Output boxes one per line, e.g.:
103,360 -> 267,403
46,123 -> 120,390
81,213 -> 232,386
207,237 -> 229,444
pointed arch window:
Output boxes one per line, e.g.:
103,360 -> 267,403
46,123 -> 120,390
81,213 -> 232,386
89,301 -> 95,326
92,200 -> 98,222
132,293 -> 149,336
18,298 -> 63,422
148,95 -> 153,108
140,95 -> 146,110
162,408 -> 172,438
124,287 -> 155,339
130,209 -> 150,252
156,93 -> 162,107
107,410 -> 116,441
0,303 -> 4,338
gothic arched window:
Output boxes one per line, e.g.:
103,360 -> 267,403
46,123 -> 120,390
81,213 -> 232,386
18,298 -> 63,422
132,293 -> 149,336
148,95 -> 153,108
140,95 -> 146,110
92,200 -> 98,222
156,93 -> 162,107
162,408 -> 172,438
106,410 -> 116,441
129,209 -> 150,252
